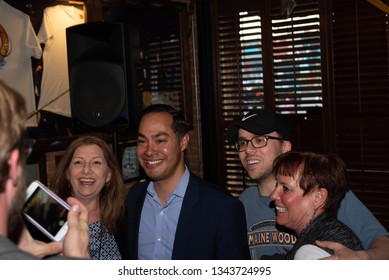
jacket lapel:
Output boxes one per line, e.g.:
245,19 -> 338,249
172,173 -> 199,257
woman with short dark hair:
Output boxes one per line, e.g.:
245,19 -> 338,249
270,151 -> 364,259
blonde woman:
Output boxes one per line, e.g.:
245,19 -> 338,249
50,135 -> 126,259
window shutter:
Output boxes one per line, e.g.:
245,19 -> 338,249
214,0 -> 389,229
216,0 -> 323,196
218,9 -> 264,195
271,1 -> 322,114
103,6 -> 185,112
143,35 -> 183,111
332,0 -> 389,227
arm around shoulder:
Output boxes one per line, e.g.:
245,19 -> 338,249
316,235 -> 389,260
364,235 -> 389,260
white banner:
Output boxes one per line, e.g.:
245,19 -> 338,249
1,260 -> 388,279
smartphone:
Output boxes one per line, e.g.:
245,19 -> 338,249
23,180 -> 70,241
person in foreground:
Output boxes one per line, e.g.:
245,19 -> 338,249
226,108 -> 389,260
0,80 -> 90,259
50,135 -> 126,259
270,151 -> 363,259
117,104 -> 250,259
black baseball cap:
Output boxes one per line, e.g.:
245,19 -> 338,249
226,109 -> 291,143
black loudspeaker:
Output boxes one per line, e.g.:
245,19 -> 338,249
66,22 -> 142,132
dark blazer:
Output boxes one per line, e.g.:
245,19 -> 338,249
116,173 -> 250,260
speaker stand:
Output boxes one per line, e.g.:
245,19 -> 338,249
112,130 -> 119,162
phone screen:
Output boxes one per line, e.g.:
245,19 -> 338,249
23,186 -> 69,237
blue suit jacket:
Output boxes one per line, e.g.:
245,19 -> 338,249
116,173 -> 250,260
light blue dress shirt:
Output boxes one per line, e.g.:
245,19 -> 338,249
138,167 -> 189,259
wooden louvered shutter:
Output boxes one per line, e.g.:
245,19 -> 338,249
215,0 -> 323,196
271,1 -> 322,114
217,8 -> 264,195
331,0 -> 389,227
143,35 -> 183,111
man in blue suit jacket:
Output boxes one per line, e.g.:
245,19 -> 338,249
117,104 -> 250,260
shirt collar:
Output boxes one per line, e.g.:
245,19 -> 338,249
146,166 -> 190,199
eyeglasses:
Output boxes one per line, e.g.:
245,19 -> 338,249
235,135 -> 284,152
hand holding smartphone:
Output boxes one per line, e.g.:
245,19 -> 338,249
23,180 -> 70,241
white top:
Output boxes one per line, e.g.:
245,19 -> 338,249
0,0 -> 42,126
294,244 -> 331,260
37,5 -> 85,117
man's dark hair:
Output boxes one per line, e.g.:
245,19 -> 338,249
139,104 -> 189,140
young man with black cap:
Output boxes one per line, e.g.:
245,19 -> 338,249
226,109 -> 389,260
